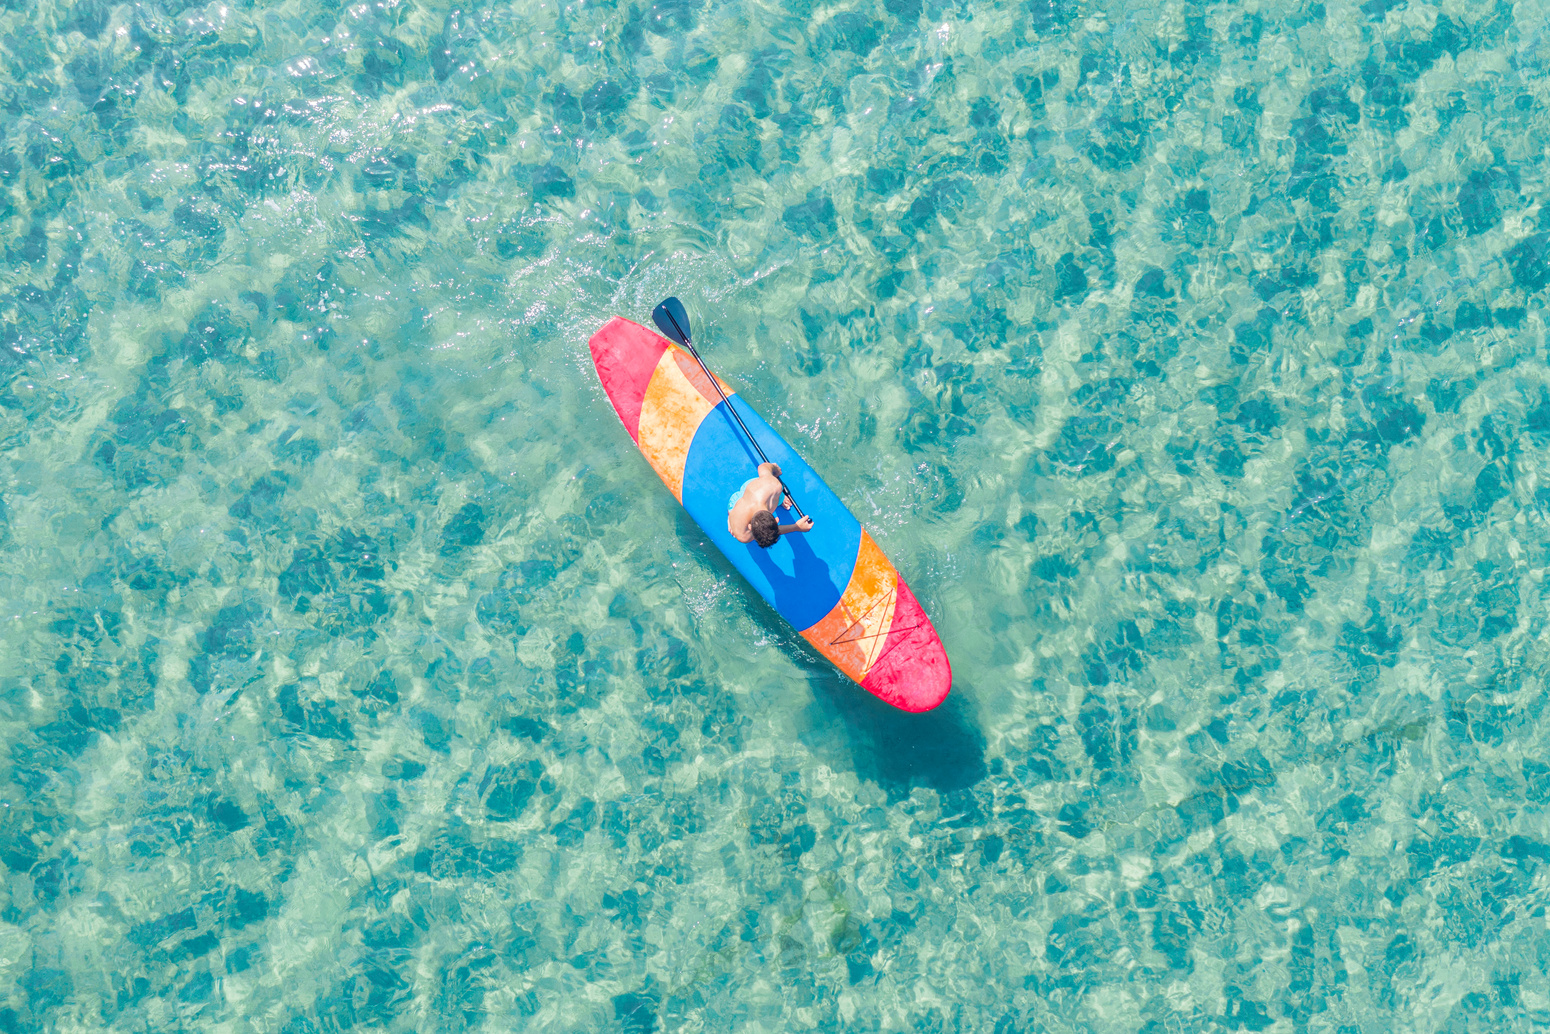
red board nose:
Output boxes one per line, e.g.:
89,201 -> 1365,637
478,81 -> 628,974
590,317 -> 668,443
860,576 -> 952,712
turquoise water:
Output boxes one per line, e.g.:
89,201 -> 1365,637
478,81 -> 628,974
4,0 -> 1550,1029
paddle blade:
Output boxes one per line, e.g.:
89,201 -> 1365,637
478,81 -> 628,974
652,297 -> 692,345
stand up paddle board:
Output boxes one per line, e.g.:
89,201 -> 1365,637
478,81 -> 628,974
588,314 -> 952,712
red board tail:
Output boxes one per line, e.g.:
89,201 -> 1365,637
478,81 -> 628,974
589,317 -> 668,443
860,576 -> 952,712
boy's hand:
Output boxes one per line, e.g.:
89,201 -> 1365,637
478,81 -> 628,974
796,516 -> 814,531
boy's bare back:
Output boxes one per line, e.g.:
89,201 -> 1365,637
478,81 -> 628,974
728,462 -> 814,546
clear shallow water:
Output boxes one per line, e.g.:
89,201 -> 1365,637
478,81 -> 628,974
3,0 -> 1550,1029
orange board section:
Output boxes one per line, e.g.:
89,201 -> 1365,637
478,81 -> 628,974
636,345 -> 733,502
799,531 -> 899,683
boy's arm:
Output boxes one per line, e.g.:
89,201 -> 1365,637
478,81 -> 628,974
777,516 -> 815,534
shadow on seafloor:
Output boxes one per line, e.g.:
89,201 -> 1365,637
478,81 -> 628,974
796,656 -> 986,801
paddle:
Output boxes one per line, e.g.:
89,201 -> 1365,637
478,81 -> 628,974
651,297 -> 807,521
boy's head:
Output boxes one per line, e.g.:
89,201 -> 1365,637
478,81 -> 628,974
750,510 -> 780,548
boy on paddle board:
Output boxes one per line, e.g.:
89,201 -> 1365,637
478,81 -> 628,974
728,462 -> 815,548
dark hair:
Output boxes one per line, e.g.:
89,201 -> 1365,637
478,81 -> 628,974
750,510 -> 779,548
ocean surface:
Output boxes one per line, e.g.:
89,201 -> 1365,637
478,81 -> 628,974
2,0 -> 1549,1030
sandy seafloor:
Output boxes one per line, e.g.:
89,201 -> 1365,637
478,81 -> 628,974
2,0 -> 1550,1030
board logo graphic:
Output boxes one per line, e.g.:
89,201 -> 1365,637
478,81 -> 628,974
830,586 -> 923,672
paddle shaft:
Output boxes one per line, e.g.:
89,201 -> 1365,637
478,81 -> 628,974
659,310 -> 807,521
